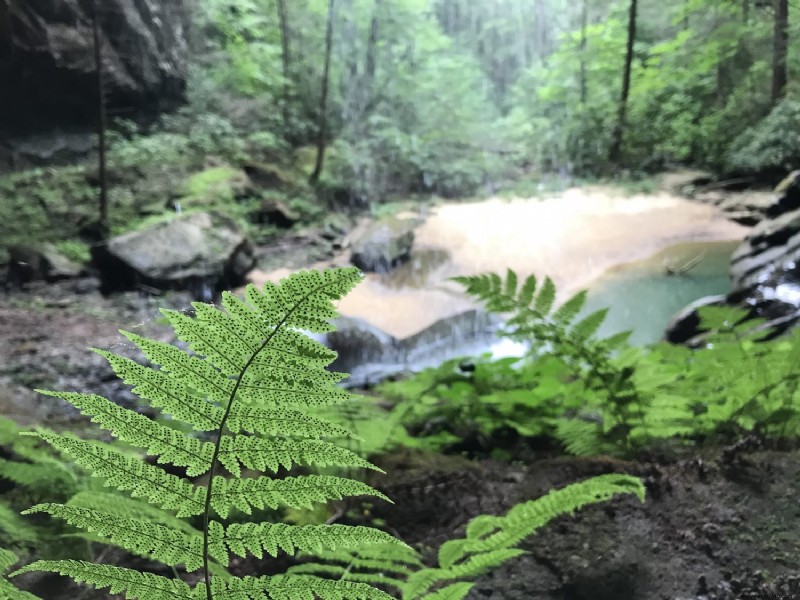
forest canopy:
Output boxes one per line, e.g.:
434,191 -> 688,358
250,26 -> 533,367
183,0 -> 795,202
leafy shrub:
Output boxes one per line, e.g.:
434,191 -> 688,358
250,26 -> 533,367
726,93 -> 800,175
380,271 -> 800,457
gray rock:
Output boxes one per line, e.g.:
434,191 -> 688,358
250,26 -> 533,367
663,294 -> 727,346
92,211 -> 254,294
326,310 -> 503,387
6,243 -> 85,286
350,217 -> 415,272
0,0 -> 190,160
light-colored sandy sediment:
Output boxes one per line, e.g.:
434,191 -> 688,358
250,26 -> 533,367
248,186 -> 749,339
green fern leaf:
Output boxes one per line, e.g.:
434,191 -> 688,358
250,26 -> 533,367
94,346 -> 224,430
216,436 -> 381,478
552,290 -> 587,325
403,549 -> 525,599
288,563 -> 407,589
23,504 -> 215,572
0,549 -> 41,600
223,522 -> 401,559
0,502 -> 39,544
36,392 -> 215,477
12,560 -> 193,600
210,475 -> 389,519
226,405 -> 355,439
534,277 -> 556,314
25,432 -> 205,517
517,274 -> 538,307
200,573 -> 396,600
503,269 -> 517,297
420,582 -> 473,600
570,308 -> 608,341
438,474 -> 645,569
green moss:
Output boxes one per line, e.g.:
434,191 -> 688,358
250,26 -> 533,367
184,166 -> 242,198
52,240 -> 91,264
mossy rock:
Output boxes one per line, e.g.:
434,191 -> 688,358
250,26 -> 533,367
244,162 -> 302,192
180,166 -> 251,207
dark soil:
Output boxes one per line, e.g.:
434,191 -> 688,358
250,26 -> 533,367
2,281 -> 800,600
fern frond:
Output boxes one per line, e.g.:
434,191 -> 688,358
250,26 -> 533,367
23,504 -> 215,572
437,474 -> 645,569
403,549 -> 525,599
223,522 -> 401,559
210,475 -> 389,519
533,276 -> 556,314
288,563 -> 407,589
26,432 -> 205,517
12,560 -> 193,600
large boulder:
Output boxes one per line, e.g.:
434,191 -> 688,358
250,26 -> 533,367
92,211 -> 254,295
350,217 -> 415,273
0,0 -> 190,165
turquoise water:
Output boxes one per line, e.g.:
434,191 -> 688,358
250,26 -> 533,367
582,240 -> 738,346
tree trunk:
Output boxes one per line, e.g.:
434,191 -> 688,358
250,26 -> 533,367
310,0 -> 336,184
92,0 -> 108,234
276,0 -> 291,132
608,0 -> 637,166
772,0 -> 789,105
579,0 -> 588,104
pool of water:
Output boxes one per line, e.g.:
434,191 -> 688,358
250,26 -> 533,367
582,240 -> 737,346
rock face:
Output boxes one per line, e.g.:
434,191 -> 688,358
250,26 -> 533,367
0,0 -> 190,165
92,212 -> 254,295
668,172 -> 800,342
350,217 -> 415,272
727,171 -> 800,332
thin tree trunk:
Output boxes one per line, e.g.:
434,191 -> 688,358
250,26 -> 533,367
579,0 -> 588,104
92,0 -> 108,233
772,0 -> 789,105
310,0 -> 336,184
608,0 -> 637,166
277,0 -> 291,132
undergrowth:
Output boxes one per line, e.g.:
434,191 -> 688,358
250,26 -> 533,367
379,271 -> 800,457
1,267 -> 644,599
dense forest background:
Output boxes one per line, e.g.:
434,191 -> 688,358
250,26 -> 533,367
174,0 -> 797,202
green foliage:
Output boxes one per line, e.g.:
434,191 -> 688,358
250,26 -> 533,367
290,474 -> 645,599
14,268 -> 410,599
726,93 -> 800,175
380,271 -> 800,458
0,549 -> 41,600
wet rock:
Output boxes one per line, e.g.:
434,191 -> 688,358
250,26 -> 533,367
255,198 -> 299,229
6,243 -> 85,286
326,310 -> 502,387
726,172 -> 800,334
92,211 -> 254,294
350,217 -> 415,272
0,0 -> 190,163
664,295 -> 727,345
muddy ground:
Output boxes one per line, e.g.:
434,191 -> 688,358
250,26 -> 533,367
2,280 -> 799,600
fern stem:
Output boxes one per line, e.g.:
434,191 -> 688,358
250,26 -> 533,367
202,334 -> 273,599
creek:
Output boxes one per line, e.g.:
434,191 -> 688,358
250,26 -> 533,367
250,185 -> 749,382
